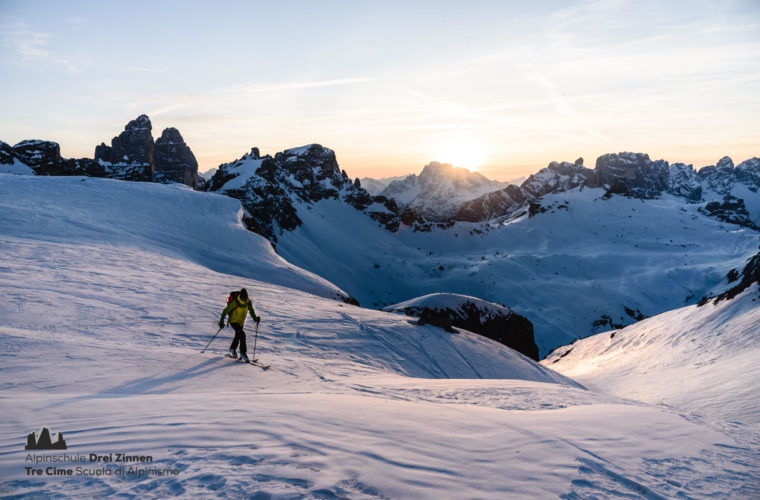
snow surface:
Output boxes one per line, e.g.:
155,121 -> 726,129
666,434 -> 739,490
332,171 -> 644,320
0,174 -> 349,302
0,158 -> 35,175
219,158 -> 265,191
543,286 -> 760,430
276,190 -> 760,356
1,173 -> 756,498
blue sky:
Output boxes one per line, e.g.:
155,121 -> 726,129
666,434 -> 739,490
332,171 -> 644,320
1,0 -> 759,179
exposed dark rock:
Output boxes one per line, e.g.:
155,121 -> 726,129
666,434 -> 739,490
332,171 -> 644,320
592,152 -> 670,198
666,163 -> 702,202
153,127 -> 198,188
12,140 -> 62,174
702,251 -> 760,304
735,157 -> 760,188
591,314 -> 625,330
0,141 -> 16,165
455,184 -> 529,222
387,295 -> 539,360
699,195 -> 759,230
727,268 -> 740,283
600,180 -> 636,200
698,156 -> 736,195
94,114 -> 154,181
523,160 -> 594,198
5,115 -> 198,186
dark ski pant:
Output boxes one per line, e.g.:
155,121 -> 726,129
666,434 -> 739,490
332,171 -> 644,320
230,323 -> 247,355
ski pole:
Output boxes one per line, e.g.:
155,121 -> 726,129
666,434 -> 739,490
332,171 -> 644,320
200,326 -> 224,353
252,321 -> 260,360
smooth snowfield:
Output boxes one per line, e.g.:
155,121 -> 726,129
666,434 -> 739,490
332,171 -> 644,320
0,174 -> 757,498
0,175 -> 350,303
543,287 -> 760,430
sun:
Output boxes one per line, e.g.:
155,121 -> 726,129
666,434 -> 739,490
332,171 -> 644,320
433,138 -> 487,172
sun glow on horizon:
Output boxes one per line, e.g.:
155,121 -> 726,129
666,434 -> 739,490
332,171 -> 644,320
432,138 -> 488,172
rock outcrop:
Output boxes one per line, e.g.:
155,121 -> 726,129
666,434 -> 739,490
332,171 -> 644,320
94,114 -> 154,181
702,251 -> 760,304
154,127 -> 198,188
385,293 -> 540,360
699,195 -> 759,230
9,140 -> 63,175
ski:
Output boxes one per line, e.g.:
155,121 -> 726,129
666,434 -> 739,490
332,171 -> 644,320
222,354 -> 269,369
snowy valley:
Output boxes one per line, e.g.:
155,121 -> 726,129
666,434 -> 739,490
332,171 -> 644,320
1,173 -> 758,498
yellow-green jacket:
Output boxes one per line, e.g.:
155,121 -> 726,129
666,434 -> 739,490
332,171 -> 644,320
220,296 -> 259,326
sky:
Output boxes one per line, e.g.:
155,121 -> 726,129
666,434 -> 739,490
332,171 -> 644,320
1,0 -> 759,181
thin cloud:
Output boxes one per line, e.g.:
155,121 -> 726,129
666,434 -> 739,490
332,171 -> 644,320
0,23 -> 87,73
141,77 -> 375,117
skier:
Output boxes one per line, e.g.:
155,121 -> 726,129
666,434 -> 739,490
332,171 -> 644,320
219,288 -> 260,362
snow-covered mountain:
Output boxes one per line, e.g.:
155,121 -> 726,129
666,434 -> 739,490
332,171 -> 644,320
2,172 -> 756,498
378,161 -> 509,220
358,174 -> 407,195
457,153 -> 760,228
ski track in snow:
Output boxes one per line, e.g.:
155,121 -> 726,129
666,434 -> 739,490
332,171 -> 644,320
0,174 -> 757,498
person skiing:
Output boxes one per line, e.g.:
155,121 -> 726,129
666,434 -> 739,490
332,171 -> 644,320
219,288 -> 260,362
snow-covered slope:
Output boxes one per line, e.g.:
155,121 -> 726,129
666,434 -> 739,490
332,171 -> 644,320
1,173 -> 757,498
277,188 -> 759,356
0,174 -> 351,303
379,161 -> 508,220
542,284 -> 760,429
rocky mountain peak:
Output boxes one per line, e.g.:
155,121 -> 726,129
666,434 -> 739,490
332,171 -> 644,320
205,143 -> 430,242
420,161 -> 453,177
154,127 -> 198,188
380,162 -> 507,220
94,115 -> 155,181
521,159 -> 593,198
716,156 -> 735,170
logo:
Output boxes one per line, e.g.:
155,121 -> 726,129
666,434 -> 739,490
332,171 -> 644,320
25,427 -> 67,450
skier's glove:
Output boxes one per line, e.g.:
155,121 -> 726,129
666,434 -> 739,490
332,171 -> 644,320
256,316 -> 261,324
218,321 -> 225,328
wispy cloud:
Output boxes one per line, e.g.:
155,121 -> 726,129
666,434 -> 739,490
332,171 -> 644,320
136,77 -> 375,117
0,22 -> 87,73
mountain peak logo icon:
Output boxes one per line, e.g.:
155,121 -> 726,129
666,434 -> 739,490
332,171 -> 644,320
25,427 -> 67,450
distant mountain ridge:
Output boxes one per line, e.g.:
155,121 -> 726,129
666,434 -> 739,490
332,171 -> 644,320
1,115 -> 198,188
456,153 -> 760,228
377,161 -> 509,220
